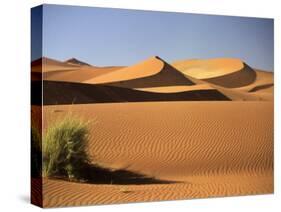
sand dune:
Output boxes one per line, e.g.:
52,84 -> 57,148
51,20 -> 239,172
102,57 -> 195,88
173,58 -> 257,88
171,58 -> 273,100
84,56 -> 164,84
32,81 -> 229,105
172,58 -> 245,79
65,58 -> 91,66
207,69 -> 274,101
32,56 -> 273,102
203,63 -> 256,88
31,57 -> 79,73
42,102 -> 273,207
43,66 -> 123,83
31,57 -> 80,81
235,69 -> 274,92
31,57 -> 124,83
85,56 -> 195,88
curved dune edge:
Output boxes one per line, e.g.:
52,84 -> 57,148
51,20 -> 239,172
249,84 -> 273,93
203,69 -> 273,101
172,58 -> 258,88
203,63 -> 256,88
103,59 -> 195,88
84,56 -> 164,84
177,72 -> 273,101
172,58 -> 244,79
135,84 -> 213,93
211,85 -> 272,101
235,70 -> 274,92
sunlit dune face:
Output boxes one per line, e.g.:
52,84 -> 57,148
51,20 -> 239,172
135,84 -> 214,93
172,58 -> 244,79
85,56 -> 164,84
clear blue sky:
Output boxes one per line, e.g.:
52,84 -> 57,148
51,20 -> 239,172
32,4 -> 274,71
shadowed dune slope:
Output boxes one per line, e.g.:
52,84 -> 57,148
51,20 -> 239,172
65,58 -> 91,66
31,81 -> 230,105
204,63 -> 256,88
172,58 -> 245,79
249,83 -> 274,93
235,69 -> 274,92
172,58 -> 257,88
85,56 -> 195,88
205,69 -> 273,101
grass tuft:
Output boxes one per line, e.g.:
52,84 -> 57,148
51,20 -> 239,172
42,115 -> 90,181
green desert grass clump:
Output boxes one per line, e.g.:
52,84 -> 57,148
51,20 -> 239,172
42,115 -> 90,181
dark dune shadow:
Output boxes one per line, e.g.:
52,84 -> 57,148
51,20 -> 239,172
104,56 -> 195,88
31,80 -> 230,105
249,83 -> 274,92
204,63 -> 257,88
53,163 -> 176,185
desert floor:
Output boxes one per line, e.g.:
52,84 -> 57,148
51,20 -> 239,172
41,101 -> 273,207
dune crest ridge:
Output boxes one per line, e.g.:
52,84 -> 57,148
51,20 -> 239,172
172,58 -> 245,79
65,58 -> 92,66
84,56 -> 164,84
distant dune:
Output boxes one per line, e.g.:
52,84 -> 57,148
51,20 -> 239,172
31,57 -> 124,83
31,56 -> 273,101
31,57 -> 79,81
43,66 -> 123,83
65,58 -> 92,66
31,57 -> 79,73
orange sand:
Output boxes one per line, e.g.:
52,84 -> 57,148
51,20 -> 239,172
42,102 -> 273,207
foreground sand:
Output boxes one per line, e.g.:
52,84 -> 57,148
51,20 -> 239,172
42,101 -> 273,207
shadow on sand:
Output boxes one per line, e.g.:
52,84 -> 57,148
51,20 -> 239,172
53,163 -> 176,185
